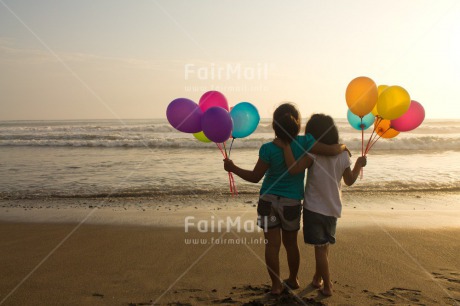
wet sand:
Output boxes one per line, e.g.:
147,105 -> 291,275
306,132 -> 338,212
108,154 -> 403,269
0,193 -> 459,305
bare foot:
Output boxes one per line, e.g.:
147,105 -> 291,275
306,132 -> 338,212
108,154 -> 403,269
283,278 -> 300,290
311,274 -> 323,288
320,282 -> 333,296
270,281 -> 284,295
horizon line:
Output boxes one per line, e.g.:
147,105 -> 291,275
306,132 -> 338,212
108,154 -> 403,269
0,117 -> 459,122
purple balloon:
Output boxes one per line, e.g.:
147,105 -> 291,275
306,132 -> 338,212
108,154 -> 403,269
166,98 -> 203,133
391,100 -> 425,132
202,107 -> 233,143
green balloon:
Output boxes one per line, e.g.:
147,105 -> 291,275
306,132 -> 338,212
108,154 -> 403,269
193,131 -> 211,143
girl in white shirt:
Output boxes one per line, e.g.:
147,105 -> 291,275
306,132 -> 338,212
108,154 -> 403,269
275,114 -> 367,296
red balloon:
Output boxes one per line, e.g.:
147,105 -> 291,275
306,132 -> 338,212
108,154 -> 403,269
391,101 -> 425,132
199,91 -> 229,112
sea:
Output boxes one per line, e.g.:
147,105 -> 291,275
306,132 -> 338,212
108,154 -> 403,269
1,119 -> 459,199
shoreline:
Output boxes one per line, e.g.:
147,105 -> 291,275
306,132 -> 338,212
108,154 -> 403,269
0,192 -> 459,229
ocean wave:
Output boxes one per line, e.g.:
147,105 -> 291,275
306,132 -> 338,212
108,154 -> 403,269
0,124 -> 177,134
343,180 -> 460,193
2,121 -> 460,135
1,119 -> 459,151
0,135 -> 459,151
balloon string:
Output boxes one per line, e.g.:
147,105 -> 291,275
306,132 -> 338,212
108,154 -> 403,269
216,143 -> 225,157
365,116 -> 381,154
223,141 -> 228,158
365,127 -> 390,154
232,174 -> 238,195
367,127 -> 389,154
218,142 -> 237,196
229,172 -> 236,196
228,138 -> 235,158
360,119 -> 364,179
365,135 -> 382,154
228,138 -> 237,195
367,130 -> 380,154
364,130 -> 378,155
229,171 -> 238,196
228,172 -> 233,194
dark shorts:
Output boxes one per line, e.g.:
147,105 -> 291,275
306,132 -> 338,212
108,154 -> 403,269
303,208 -> 337,246
257,194 -> 302,232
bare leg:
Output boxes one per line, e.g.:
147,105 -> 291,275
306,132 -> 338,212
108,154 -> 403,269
281,229 -> 300,289
264,227 -> 282,294
312,246 -> 323,288
314,245 -> 332,296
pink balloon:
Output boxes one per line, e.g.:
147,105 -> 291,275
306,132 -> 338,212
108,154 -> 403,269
391,100 -> 425,132
199,91 -> 229,112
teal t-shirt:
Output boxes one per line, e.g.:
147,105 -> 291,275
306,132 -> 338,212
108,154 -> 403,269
259,134 -> 315,200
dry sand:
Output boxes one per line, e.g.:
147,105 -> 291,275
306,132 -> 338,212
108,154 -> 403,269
0,193 -> 459,305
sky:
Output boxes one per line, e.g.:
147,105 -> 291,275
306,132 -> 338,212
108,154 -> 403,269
0,0 -> 459,120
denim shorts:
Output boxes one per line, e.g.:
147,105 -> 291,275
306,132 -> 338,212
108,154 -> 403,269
257,194 -> 302,232
303,208 -> 337,245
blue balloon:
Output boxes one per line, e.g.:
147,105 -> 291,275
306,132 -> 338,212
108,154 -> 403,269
347,109 -> 375,130
230,102 -> 260,138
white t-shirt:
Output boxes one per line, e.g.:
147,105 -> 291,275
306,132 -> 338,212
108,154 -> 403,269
303,151 -> 352,218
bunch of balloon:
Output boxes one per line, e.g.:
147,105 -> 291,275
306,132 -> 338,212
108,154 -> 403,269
166,91 -> 260,196
345,76 -> 426,178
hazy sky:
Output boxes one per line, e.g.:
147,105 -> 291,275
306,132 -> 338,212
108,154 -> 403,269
1,0 -> 459,120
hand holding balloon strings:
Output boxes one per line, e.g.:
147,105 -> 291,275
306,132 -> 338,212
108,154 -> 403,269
222,142 -> 237,195
216,142 -> 237,195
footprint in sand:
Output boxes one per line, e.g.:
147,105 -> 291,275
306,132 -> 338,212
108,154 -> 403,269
432,270 -> 460,284
364,287 -> 438,305
431,270 -> 460,305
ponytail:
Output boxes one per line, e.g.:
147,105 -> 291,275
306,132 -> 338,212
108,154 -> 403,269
272,103 -> 301,143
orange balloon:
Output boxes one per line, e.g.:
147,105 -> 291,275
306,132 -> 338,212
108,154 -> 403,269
346,76 -> 378,117
374,118 -> 399,139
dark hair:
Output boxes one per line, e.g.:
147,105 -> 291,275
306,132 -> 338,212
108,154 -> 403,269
305,114 -> 339,145
272,103 -> 301,143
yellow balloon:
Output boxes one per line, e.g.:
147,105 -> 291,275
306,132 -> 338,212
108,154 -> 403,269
374,119 -> 399,139
377,85 -> 389,96
371,105 -> 379,116
345,76 -> 378,117
193,131 -> 211,143
371,85 -> 389,116
377,85 -> 411,120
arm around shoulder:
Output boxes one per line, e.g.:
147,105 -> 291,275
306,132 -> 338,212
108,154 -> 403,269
273,138 -> 311,174
310,142 -> 349,156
